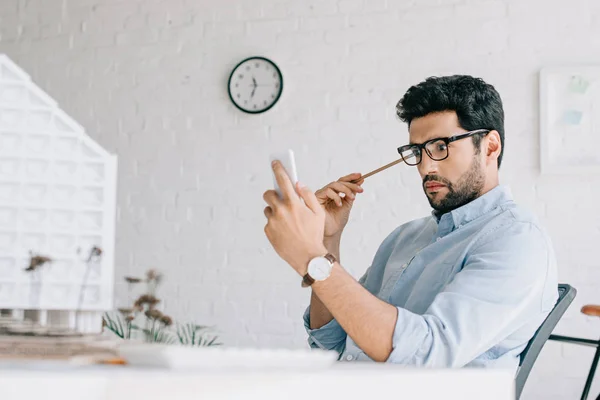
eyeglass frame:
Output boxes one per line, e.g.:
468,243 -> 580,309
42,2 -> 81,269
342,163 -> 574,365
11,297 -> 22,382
397,128 -> 491,166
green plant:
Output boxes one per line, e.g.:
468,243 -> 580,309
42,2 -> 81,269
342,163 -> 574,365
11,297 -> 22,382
102,311 -> 129,339
102,269 -> 220,346
176,323 -> 221,347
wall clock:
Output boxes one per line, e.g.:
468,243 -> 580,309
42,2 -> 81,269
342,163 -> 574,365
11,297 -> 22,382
227,56 -> 283,114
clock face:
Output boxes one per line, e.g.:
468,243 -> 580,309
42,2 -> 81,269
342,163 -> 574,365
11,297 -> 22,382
228,57 -> 283,114
308,257 -> 332,281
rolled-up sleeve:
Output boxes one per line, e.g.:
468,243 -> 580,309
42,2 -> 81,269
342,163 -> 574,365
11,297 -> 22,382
387,221 -> 557,367
303,307 -> 347,355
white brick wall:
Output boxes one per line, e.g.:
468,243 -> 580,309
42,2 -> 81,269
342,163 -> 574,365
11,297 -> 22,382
2,0 -> 600,397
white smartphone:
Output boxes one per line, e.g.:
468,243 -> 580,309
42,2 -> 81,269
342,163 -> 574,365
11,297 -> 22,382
269,149 -> 298,198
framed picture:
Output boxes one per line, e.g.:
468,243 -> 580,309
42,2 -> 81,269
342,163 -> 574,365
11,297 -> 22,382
540,66 -> 600,174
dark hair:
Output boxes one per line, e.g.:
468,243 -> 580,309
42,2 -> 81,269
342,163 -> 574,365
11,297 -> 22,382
396,75 -> 505,168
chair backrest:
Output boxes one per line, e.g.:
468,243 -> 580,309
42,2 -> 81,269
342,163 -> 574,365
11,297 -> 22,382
515,283 -> 576,399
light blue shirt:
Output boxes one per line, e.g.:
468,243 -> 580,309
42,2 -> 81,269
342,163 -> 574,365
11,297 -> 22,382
304,185 -> 558,368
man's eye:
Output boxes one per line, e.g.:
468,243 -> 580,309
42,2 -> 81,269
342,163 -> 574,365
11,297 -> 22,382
436,143 -> 447,151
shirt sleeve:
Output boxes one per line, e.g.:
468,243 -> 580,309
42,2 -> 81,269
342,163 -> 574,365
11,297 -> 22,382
303,267 -> 372,356
303,307 -> 347,355
386,221 -> 557,367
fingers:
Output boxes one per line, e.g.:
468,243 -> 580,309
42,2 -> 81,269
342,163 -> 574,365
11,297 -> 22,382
315,175 -> 365,205
336,181 -> 364,194
339,172 -> 364,187
295,182 -> 321,214
318,181 -> 363,199
327,182 -> 356,200
323,187 -> 343,206
271,161 -> 298,202
264,206 -> 273,218
263,190 -> 280,209
339,172 -> 362,183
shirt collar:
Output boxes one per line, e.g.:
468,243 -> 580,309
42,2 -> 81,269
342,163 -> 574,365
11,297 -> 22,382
431,185 -> 513,230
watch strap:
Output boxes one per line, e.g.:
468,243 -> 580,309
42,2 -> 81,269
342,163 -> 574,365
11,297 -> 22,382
301,273 -> 315,288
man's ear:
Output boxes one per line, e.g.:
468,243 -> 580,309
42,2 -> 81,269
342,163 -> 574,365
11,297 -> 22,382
485,130 -> 501,164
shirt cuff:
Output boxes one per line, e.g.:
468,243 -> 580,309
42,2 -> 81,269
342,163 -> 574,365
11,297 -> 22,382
303,306 -> 347,353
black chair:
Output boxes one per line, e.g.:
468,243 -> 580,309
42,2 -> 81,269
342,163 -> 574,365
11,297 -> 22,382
516,284 -> 577,399
548,305 -> 600,400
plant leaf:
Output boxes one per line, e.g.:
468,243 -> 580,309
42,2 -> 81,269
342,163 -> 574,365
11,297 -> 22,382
116,313 -> 126,337
103,312 -> 124,338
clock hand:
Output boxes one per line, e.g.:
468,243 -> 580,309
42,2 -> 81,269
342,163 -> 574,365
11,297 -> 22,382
251,86 -> 256,98
252,77 -> 257,87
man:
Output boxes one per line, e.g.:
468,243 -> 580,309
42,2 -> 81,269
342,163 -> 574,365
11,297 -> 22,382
262,75 -> 558,369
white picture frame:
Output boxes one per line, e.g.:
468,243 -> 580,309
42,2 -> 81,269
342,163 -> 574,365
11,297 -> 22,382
540,66 -> 600,174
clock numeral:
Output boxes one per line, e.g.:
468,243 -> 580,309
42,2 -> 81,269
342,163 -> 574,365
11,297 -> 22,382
253,104 -> 257,109
239,74 -> 244,79
246,66 -> 250,71
275,83 -> 279,88
255,63 -> 260,68
272,73 -> 276,78
271,94 -> 275,99
237,94 -> 241,98
244,100 -> 248,104
263,100 -> 267,106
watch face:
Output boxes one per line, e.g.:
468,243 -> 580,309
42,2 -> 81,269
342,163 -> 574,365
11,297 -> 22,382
308,257 -> 332,281
227,56 -> 283,114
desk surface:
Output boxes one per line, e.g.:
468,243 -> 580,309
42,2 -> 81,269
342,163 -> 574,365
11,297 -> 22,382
0,363 -> 515,400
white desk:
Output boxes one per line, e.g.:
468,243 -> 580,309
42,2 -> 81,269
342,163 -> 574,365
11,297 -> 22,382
0,363 -> 514,400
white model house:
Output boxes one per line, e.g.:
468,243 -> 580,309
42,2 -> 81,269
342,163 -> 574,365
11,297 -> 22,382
0,54 -> 117,333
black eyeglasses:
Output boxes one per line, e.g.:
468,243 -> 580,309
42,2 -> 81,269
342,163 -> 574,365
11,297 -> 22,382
397,129 -> 490,166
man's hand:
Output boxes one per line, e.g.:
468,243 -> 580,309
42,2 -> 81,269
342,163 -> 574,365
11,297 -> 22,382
263,160 -> 328,276
315,173 -> 364,238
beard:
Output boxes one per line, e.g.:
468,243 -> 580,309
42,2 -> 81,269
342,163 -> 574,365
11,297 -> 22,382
423,156 -> 485,215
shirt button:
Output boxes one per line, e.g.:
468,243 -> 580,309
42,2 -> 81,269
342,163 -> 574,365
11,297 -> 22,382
436,237 -> 441,242
346,355 -> 354,361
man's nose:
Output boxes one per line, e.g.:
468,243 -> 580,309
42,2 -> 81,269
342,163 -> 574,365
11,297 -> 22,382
419,152 -> 439,176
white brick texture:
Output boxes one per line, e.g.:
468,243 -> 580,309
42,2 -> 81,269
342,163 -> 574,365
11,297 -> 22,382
2,0 -> 600,398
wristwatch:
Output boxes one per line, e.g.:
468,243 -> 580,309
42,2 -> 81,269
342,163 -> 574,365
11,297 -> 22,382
301,253 -> 336,287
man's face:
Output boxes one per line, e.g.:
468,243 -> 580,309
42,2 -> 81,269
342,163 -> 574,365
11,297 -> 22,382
408,111 -> 486,214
